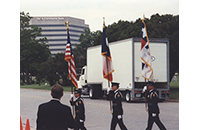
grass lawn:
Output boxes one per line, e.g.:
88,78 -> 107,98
20,82 -> 72,92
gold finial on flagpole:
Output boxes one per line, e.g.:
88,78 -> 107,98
65,21 -> 70,33
142,14 -> 146,22
65,21 -> 70,29
103,17 -> 105,28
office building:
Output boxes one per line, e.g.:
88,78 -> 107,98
30,16 -> 89,55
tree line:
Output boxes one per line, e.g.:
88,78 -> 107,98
20,12 -> 179,86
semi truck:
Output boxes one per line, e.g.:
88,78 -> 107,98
77,38 -> 170,102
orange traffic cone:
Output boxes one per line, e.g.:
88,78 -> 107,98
25,119 -> 30,130
20,116 -> 23,130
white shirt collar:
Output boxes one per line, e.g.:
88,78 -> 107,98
149,89 -> 154,92
114,89 -> 119,93
74,97 -> 78,101
51,98 -> 60,102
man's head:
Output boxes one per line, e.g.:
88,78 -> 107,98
147,81 -> 154,91
51,84 -> 64,100
74,88 -> 81,98
111,82 -> 120,91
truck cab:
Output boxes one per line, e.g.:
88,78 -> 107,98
79,66 -> 87,87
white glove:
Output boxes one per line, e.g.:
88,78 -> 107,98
107,87 -> 111,94
117,115 -> 122,119
152,113 -> 156,117
70,94 -> 74,99
142,86 -> 147,93
80,119 -> 84,122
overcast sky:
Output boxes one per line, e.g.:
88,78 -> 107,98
20,0 -> 179,31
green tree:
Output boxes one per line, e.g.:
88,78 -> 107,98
73,29 -> 102,68
52,53 -> 70,86
38,57 -> 60,86
20,11 -> 50,84
38,53 -> 71,86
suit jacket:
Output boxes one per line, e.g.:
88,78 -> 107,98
36,99 -> 75,130
70,97 -> 85,121
111,90 -> 123,116
146,89 -> 160,114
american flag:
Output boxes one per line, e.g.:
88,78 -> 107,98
65,28 -> 78,89
141,18 -> 153,80
101,20 -> 114,81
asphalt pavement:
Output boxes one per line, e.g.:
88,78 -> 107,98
20,88 -> 179,130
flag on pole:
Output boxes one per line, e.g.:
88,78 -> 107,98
140,18 -> 153,80
65,27 -> 78,89
101,19 -> 114,81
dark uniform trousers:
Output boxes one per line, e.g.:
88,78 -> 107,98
111,114 -> 127,130
74,118 -> 86,130
110,90 -> 128,130
70,97 -> 87,130
146,112 -> 166,130
145,89 -> 167,130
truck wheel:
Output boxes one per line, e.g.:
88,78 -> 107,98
125,91 -> 131,102
89,88 -> 94,98
89,87 -> 97,99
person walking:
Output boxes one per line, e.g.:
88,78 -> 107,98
143,81 -> 167,130
70,88 -> 87,130
108,82 -> 128,130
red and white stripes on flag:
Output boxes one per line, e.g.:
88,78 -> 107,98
140,18 -> 153,80
65,29 -> 78,89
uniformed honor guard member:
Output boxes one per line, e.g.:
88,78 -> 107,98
108,82 -> 128,130
70,88 -> 87,130
143,81 -> 167,130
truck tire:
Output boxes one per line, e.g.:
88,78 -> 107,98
89,85 -> 103,99
125,91 -> 131,102
89,87 -> 94,99
89,86 -> 98,99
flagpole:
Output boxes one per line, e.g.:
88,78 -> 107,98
69,58 -> 75,118
144,79 -> 148,111
65,21 -> 75,118
142,15 -> 149,112
106,56 -> 113,114
103,17 -> 112,113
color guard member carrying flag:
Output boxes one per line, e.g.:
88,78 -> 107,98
141,16 -> 167,130
70,88 -> 87,130
109,82 -> 128,130
142,81 -> 167,130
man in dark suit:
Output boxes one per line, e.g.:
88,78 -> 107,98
109,82 -> 128,130
143,81 -> 167,130
36,84 -> 75,130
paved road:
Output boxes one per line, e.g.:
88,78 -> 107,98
20,88 -> 179,130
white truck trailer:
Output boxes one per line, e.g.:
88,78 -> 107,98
78,38 -> 170,101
